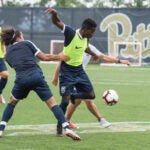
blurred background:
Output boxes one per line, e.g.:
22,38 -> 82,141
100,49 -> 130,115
0,0 -> 150,65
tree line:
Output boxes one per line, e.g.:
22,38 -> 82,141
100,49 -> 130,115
0,0 -> 149,8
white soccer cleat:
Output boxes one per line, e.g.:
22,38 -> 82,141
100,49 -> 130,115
65,128 -> 81,141
100,118 -> 111,128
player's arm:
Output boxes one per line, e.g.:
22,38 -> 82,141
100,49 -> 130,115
52,61 -> 61,86
45,8 -> 64,30
88,44 -> 130,66
99,53 -> 130,66
37,51 -> 70,61
85,47 -> 99,61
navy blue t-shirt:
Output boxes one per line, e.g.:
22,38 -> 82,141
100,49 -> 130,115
6,40 -> 41,76
63,25 -> 76,47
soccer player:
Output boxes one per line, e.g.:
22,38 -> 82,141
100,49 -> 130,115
52,43 -> 130,129
46,7 -> 112,136
0,27 -> 8,104
46,8 -> 131,136
0,26 -> 80,140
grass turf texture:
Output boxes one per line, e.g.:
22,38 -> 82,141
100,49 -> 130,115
0,63 -> 150,150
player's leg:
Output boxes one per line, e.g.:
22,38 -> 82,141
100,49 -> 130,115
0,60 -> 8,104
84,100 -> 111,128
0,96 -> 18,137
66,100 -> 82,121
45,96 -> 80,140
70,71 -> 95,104
59,96 -> 70,116
45,96 -> 69,127
70,70 -> 111,128
0,78 -> 30,137
66,100 -> 82,128
34,73 -> 80,140
56,72 -> 75,136
84,100 -> 101,121
56,95 -> 70,136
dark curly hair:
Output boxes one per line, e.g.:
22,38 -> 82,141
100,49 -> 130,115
1,26 -> 21,46
81,18 -> 97,29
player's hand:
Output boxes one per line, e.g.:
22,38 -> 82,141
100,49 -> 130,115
92,55 -> 99,63
120,60 -> 131,66
52,78 -> 58,86
45,8 -> 57,15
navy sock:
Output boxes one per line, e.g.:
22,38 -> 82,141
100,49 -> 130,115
0,124 -> 5,131
0,103 -> 15,131
51,105 -> 68,127
59,100 -> 69,114
0,78 -> 8,94
1,103 -> 15,122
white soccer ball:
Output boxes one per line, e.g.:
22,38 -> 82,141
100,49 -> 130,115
102,89 -> 119,106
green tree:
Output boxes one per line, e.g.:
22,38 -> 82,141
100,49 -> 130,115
135,0 -> 143,7
54,0 -> 84,7
1,0 -> 149,8
34,0 -> 49,7
93,0 -> 105,7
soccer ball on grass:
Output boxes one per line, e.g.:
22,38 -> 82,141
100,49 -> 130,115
102,89 -> 119,106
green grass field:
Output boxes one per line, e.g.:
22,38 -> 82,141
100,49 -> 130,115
0,63 -> 150,150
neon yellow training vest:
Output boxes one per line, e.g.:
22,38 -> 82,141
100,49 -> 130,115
63,32 -> 88,66
0,27 -> 4,58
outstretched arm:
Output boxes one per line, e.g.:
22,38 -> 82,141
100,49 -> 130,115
45,8 -> 64,30
99,53 -> 130,66
37,51 -> 69,62
87,44 -> 130,66
85,47 -> 97,57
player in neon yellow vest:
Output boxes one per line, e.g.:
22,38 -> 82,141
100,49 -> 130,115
46,9 -> 131,137
0,27 -> 8,104
46,8 -> 100,137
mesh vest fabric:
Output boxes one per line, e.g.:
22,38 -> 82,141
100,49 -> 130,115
63,32 -> 87,66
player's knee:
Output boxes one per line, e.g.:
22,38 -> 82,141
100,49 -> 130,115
75,100 -> 82,106
9,96 -> 18,106
62,95 -> 70,101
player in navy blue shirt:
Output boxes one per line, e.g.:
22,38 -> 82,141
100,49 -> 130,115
0,26 -> 80,140
46,8 -> 99,136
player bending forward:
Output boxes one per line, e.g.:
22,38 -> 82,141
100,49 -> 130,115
0,26 -> 80,141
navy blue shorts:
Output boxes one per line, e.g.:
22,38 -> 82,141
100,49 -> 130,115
59,62 -> 94,96
0,58 -> 7,72
12,70 -> 53,101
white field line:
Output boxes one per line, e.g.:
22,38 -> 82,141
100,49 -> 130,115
86,67 -> 150,71
91,79 -> 150,86
92,81 -> 150,86
5,122 -> 150,136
